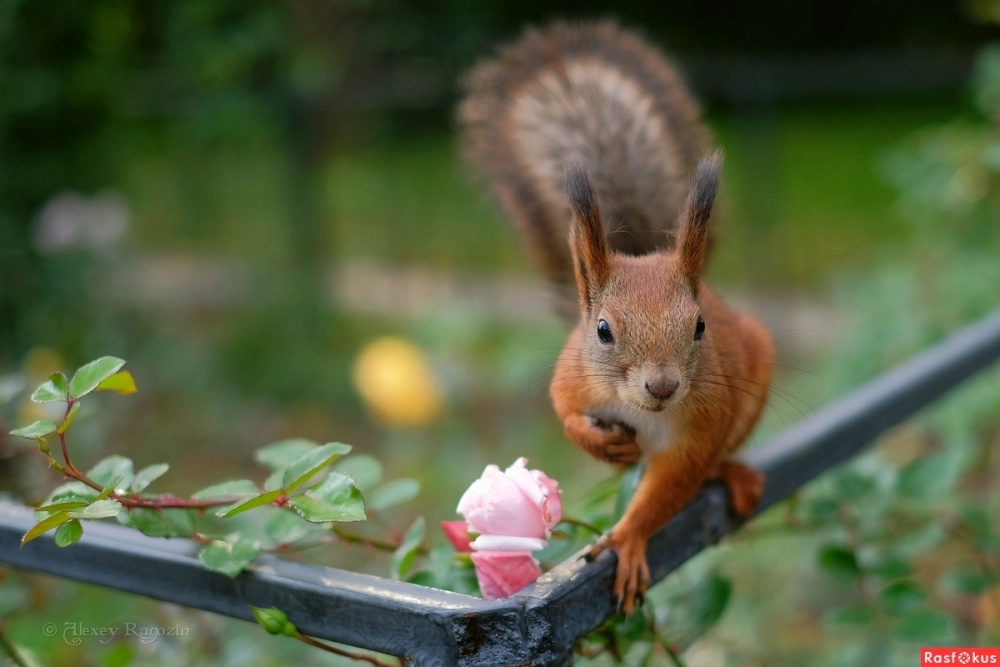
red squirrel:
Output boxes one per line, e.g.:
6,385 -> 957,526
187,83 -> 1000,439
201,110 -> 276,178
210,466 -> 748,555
459,21 -> 774,612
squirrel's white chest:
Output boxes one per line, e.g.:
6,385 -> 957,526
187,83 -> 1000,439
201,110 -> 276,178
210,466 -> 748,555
592,404 -> 676,454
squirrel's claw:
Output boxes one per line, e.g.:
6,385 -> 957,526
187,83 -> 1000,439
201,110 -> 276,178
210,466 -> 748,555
603,441 -> 642,464
584,534 -> 611,562
612,543 -> 649,615
573,415 -> 641,463
586,532 -> 650,614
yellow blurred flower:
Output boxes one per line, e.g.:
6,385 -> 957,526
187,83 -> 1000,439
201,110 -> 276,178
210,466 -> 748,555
352,337 -> 443,427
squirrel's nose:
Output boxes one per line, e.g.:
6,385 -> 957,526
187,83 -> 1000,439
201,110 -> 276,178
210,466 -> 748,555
645,377 -> 679,401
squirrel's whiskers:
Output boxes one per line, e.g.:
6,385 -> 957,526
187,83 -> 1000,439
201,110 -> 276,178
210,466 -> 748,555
459,21 -> 774,613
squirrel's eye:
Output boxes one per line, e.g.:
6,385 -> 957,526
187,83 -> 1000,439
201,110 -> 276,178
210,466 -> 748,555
694,316 -> 706,341
597,319 -> 614,344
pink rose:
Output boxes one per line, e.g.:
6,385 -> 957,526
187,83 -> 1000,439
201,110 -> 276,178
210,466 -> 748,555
439,521 -> 473,553
456,457 -> 563,552
470,551 -> 543,600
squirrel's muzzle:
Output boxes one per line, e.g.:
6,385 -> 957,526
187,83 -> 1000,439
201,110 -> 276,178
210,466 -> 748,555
644,376 -> 679,402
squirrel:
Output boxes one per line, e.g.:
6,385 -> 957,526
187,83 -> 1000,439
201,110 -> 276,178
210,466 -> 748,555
459,21 -> 774,612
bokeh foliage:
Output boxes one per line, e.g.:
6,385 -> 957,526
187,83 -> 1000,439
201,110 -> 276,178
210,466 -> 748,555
1,1 -> 1000,665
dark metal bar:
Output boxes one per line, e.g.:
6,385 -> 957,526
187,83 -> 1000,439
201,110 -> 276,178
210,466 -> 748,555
1,308 -> 1000,666
744,307 -> 1000,510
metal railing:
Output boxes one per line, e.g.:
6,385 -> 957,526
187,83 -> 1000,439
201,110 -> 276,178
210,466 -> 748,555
2,309 -> 1000,666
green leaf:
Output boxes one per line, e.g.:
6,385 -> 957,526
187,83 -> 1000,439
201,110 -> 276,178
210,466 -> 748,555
803,497 -> 840,522
880,581 -> 926,615
32,373 -> 68,403
336,455 -> 383,491
192,479 -> 259,500
282,442 -> 352,493
95,480 -> 119,501
941,566 -> 994,595
822,604 -> 875,627
265,511 -> 328,546
869,555 -> 912,580
894,518 -> 946,556
131,464 -> 169,494
289,496 -> 355,523
834,471 -> 876,499
22,512 -> 72,546
219,489 -> 282,518
896,453 -> 961,500
70,499 -> 123,520
251,607 -> 297,637
287,472 -> 366,523
199,538 -> 259,578
407,571 -> 437,587
617,605 -> 653,641
817,545 -> 861,581
310,473 -> 366,512
95,370 -> 137,395
35,501 -> 89,514
87,455 -> 134,490
69,357 -> 126,399
961,506 -> 998,551
263,469 -> 284,492
368,479 -> 420,511
58,402 -> 81,434
391,517 -> 426,580
118,508 -> 195,538
10,420 -> 57,439
254,438 -> 318,472
894,610 -> 955,643
54,520 -> 83,547
689,574 -> 733,631
47,481 -> 99,504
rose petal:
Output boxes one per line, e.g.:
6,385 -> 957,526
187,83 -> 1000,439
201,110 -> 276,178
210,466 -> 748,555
502,458 -> 563,535
471,551 -> 542,600
457,466 -> 548,539
504,458 -> 546,506
533,468 -> 563,531
440,521 -> 473,553
471,534 -> 547,552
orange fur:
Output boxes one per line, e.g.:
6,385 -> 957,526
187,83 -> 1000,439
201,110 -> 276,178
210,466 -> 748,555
459,21 -> 773,613
550,161 -> 773,612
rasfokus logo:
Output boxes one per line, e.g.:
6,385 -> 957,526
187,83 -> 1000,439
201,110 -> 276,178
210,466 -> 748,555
921,648 -> 1000,665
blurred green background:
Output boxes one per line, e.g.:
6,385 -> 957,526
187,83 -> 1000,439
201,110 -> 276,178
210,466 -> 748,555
2,1 -> 1000,665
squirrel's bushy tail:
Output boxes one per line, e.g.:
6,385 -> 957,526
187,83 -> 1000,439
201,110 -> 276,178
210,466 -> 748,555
459,21 -> 710,307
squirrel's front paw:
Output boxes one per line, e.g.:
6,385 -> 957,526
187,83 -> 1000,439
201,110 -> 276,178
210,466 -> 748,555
585,531 -> 649,614
579,416 -> 640,463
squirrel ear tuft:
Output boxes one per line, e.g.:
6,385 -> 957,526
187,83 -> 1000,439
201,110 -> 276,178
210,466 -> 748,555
565,163 -> 610,311
677,150 -> 722,288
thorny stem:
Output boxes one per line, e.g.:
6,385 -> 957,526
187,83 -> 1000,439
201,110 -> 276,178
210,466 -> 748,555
658,638 -> 688,667
49,399 -> 242,511
332,526 -> 428,555
59,465 -> 240,510
295,632 -> 398,666
559,516 -> 603,536
58,399 -> 76,474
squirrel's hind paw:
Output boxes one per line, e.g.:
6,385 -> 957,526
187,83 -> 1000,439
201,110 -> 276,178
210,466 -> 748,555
586,532 -> 650,614
718,460 -> 765,518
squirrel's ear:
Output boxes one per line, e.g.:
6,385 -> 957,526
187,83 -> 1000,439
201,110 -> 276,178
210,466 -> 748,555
565,163 -> 610,311
676,151 -> 722,289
